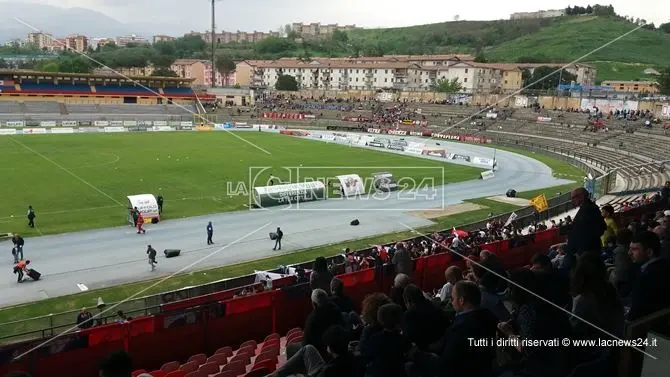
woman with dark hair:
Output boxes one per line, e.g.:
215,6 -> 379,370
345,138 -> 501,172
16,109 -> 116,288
570,253 -> 624,370
310,257 -> 333,292
498,269 -> 569,377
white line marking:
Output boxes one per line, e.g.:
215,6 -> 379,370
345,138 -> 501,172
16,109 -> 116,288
76,283 -> 88,292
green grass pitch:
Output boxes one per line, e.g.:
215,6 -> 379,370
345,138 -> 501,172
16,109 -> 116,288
0,132 -> 484,236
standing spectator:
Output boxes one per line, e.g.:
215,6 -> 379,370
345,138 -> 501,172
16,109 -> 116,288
601,205 -> 618,247
627,231 -> 670,321
301,289 -> 345,357
131,207 -> 139,227
310,257 -> 333,292
392,242 -> 413,276
26,205 -> 36,228
273,227 -> 283,250
408,281 -> 498,377
206,222 -> 214,245
76,307 -> 93,329
389,273 -> 410,311
610,228 -> 634,299
156,193 -> 164,214
360,303 -> 410,377
561,188 -> 606,272
661,181 -> 670,209
403,284 -> 447,351
99,350 -> 133,377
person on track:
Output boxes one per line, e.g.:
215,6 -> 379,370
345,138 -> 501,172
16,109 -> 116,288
157,194 -> 164,214
147,245 -> 157,271
12,234 -> 25,263
206,222 -> 214,245
13,259 -> 29,283
27,205 -> 36,228
273,227 -> 283,251
136,212 -> 146,234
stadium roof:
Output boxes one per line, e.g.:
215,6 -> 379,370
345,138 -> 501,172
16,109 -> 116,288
0,69 -> 194,84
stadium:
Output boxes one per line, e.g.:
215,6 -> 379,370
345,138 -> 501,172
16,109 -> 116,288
0,64 -> 670,377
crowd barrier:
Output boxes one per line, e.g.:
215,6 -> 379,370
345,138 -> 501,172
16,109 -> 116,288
0,228 -> 565,377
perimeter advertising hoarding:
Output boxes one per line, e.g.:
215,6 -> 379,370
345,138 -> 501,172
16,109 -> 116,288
5,121 -> 24,127
61,121 -> 78,127
335,174 -> 365,197
373,172 -> 398,192
22,128 -> 47,134
51,128 -> 74,134
40,121 -> 57,127
0,129 -> 17,135
252,181 -> 326,208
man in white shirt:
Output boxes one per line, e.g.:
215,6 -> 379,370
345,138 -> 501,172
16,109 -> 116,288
437,266 -> 463,302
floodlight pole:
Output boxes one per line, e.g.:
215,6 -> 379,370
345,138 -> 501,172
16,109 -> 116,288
211,0 -> 216,88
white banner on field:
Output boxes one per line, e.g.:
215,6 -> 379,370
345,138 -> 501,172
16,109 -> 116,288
23,128 -> 47,134
104,126 -> 126,133
94,120 -> 109,126
152,126 -> 173,132
6,121 -> 24,127
61,121 -> 78,127
480,170 -> 495,180
322,134 -> 335,141
473,156 -> 495,167
336,174 -> 365,197
0,129 -> 17,135
514,96 -> 528,108
123,120 -> 137,126
154,120 -> 168,126
51,127 -> 74,134
405,143 -> 424,155
40,121 -> 56,127
109,120 -> 123,127
180,121 -> 193,127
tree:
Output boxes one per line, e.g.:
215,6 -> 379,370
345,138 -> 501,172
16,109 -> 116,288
660,23 -> 670,34
433,77 -> 462,93
332,30 -> 349,43
275,74 -> 298,91
659,67 -> 670,95
151,68 -> 178,77
215,54 -> 236,86
474,53 -> 488,63
524,66 -> 577,90
585,5 -> 593,14
0,58 -> 8,69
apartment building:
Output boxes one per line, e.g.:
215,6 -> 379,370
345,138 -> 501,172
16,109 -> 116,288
115,35 -> 150,47
510,9 -> 566,19
517,63 -> 596,86
170,59 -> 236,87
66,34 -> 89,52
185,30 -> 280,44
235,57 -> 556,94
26,32 -> 54,50
601,80 -> 659,94
290,23 -> 359,38
153,35 -> 176,44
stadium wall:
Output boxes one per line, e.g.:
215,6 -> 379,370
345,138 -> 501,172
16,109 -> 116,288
0,95 -> 195,105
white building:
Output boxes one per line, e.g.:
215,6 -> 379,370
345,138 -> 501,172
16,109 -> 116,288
26,32 -> 53,50
510,9 -> 566,20
115,35 -> 150,47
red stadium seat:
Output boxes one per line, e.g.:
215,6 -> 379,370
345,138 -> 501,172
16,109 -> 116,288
229,353 -> 251,366
256,350 -> 278,363
261,338 -> 279,349
132,370 -> 148,377
285,327 -> 302,337
184,371 -> 204,377
236,345 -> 255,357
188,353 -> 207,365
179,361 -> 200,373
263,333 -> 280,342
286,335 -> 303,345
149,370 -> 166,377
239,340 -> 257,350
198,362 -> 221,375
252,357 -> 276,373
206,354 -> 228,367
221,360 -> 245,376
161,361 -> 181,374
212,371 -> 236,377
214,346 -> 233,357
244,367 -> 270,377
165,371 -> 187,377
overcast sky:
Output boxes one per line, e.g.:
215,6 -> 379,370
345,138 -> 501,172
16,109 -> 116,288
5,0 -> 669,34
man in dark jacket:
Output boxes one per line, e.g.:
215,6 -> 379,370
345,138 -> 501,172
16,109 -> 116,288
403,284 -> 447,351
561,188 -> 606,272
77,307 -> 94,329
661,181 -> 670,209
392,242 -> 413,275
12,234 -> 25,262
156,194 -> 164,214
627,231 -> 670,321
273,227 -> 283,251
26,205 -> 36,228
408,281 -> 498,377
302,289 -> 345,357
206,222 -> 214,245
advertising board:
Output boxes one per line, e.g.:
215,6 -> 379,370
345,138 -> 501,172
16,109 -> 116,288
252,181 -> 326,208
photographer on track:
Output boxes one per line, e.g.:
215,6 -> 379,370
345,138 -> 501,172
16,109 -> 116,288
147,245 -> 157,271
12,234 -> 25,263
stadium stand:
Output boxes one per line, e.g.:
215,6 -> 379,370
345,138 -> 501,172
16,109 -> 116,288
1,196 -> 669,377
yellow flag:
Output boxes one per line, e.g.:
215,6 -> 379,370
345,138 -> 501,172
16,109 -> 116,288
530,193 -> 548,212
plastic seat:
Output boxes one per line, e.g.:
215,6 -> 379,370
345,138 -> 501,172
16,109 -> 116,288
184,371 -> 204,377
188,353 -> 207,365
161,361 -> 180,374
179,361 -> 200,373
206,353 -> 228,367
244,367 -> 270,377
237,345 -> 255,356
285,327 -> 301,337
212,371 -> 236,377
132,370 -> 148,377
198,362 -> 221,375
239,340 -> 257,350
229,353 -> 251,366
263,333 -> 280,342
165,371 -> 186,377
256,350 -> 278,363
221,360 -> 245,376
286,335 -> 303,345
149,370 -> 166,377
261,338 -> 280,349
214,346 -> 233,357
252,357 -> 276,373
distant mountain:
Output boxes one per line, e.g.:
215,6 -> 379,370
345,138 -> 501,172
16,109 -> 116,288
0,2 -> 157,41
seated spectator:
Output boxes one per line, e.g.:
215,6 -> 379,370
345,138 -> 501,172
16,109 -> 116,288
360,303 -> 411,377
271,325 -> 357,377
296,268 -> 310,284
437,265 -> 463,302
530,253 -> 571,310
357,293 -> 392,355
570,253 -> 624,370
498,269 -> 569,377
310,257 -> 333,292
403,284 -> 447,351
472,264 -> 510,321
99,350 -> 133,377
301,289 -> 346,357
610,228 -> 634,299
408,281 -> 498,377
390,273 -> 410,311
330,278 -> 355,314
116,310 -> 130,323
479,250 -> 508,293
627,231 -> 670,321
392,242 -> 413,275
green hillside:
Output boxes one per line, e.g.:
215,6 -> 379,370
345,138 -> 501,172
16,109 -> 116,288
486,16 -> 670,66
